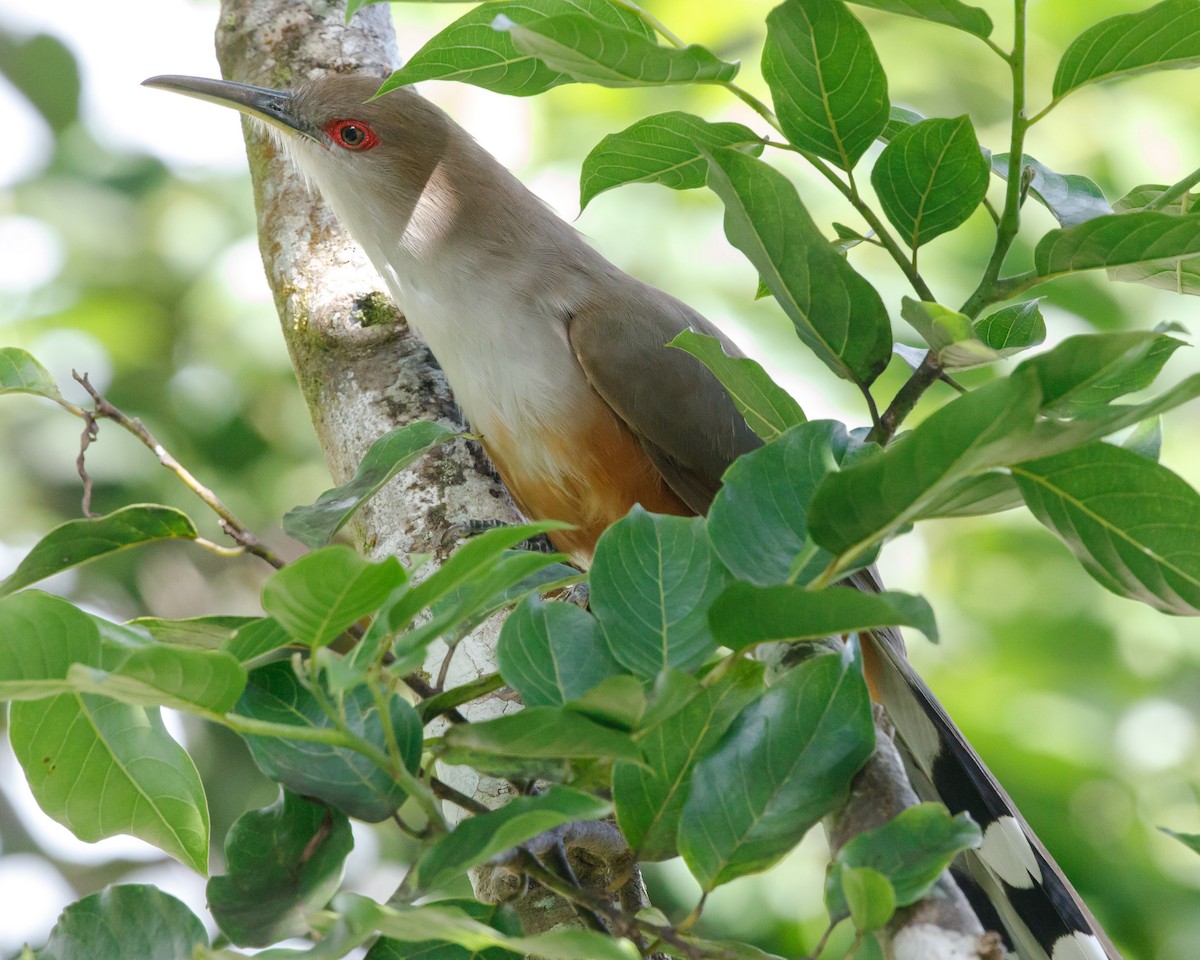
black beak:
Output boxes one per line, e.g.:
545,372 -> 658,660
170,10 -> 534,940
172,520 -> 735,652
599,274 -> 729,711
142,75 -> 311,140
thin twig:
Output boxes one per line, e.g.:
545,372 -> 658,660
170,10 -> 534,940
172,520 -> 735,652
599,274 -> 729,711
75,409 -> 99,517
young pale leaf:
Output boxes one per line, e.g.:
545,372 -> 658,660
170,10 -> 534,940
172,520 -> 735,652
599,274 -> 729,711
208,793 -> 353,947
707,420 -> 851,586
1034,211 -> 1200,279
0,505 -> 198,597
762,0 -> 889,170
709,582 -> 938,648
9,694 -> 209,873
496,596 -> 623,706
376,0 -> 653,98
670,330 -> 805,441
590,508 -> 729,678
283,421 -> 454,548
705,148 -> 892,386
0,346 -> 65,401
679,645 -> 874,889
496,14 -> 738,88
37,885 -> 207,960
1161,827 -> 1200,857
236,661 -> 423,821
871,116 -> 990,250
839,865 -> 896,934
614,659 -> 764,860
580,112 -> 764,209
826,803 -> 981,922
1123,417 -> 1163,461
900,297 -> 1001,369
845,0 -> 992,38
972,300 -> 1047,358
418,786 -> 611,891
0,590 -> 104,700
262,546 -> 406,648
1109,183 -> 1200,295
1053,0 -> 1200,99
440,705 -> 643,763
1013,441 -> 1200,615
991,153 -> 1111,228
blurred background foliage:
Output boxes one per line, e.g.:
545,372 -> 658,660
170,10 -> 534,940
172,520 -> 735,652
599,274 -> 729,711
0,0 -> 1198,957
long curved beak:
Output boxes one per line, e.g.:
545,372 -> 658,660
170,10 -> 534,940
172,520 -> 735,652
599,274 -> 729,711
142,75 -> 311,141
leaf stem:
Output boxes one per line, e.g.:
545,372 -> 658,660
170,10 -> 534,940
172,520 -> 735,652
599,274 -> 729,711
1147,165 -> 1200,210
609,0 -> 687,48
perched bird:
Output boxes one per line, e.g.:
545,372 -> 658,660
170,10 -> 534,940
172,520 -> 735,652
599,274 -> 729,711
143,72 -> 1119,960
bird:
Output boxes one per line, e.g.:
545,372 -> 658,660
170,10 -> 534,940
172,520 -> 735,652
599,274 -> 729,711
143,72 -> 1120,960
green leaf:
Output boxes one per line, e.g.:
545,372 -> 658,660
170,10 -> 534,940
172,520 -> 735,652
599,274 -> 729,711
262,545 -> 407,648
440,705 -> 643,763
1053,0 -> 1200,99
1161,826 -> 1200,857
0,591 -> 104,700
972,300 -> 1047,358
496,13 -> 739,88
881,104 -> 925,141
283,422 -> 454,548
871,116 -> 990,249
762,0 -> 890,170
125,615 -> 255,649
1123,416 -> 1163,461
669,330 -> 805,441
918,470 -> 1022,519
839,865 -> 896,934
580,112 -> 763,210
900,297 -> 1000,369
679,645 -> 874,889
366,899 -> 521,960
235,661 -> 423,821
590,508 -> 729,678
377,0 -> 653,98
0,346 -> 64,401
826,803 -> 981,921
418,786 -> 611,891
707,420 -> 853,586
68,642 -> 246,714
1109,183 -> 1200,295
1034,211 -> 1200,279
614,659 -> 764,860
710,582 -> 938,648
1013,442 -> 1200,615
224,616 -> 293,662
991,153 -> 1111,228
845,0 -> 992,38
10,694 -> 209,873
705,148 -> 892,386
37,885 -> 207,960
496,596 -> 623,706
207,793 -> 353,947
0,505 -> 198,597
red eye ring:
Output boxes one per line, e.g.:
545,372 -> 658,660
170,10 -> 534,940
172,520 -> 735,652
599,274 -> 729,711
325,119 -> 379,151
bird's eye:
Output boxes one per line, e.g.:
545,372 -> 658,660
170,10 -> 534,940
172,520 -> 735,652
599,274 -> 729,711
326,119 -> 378,151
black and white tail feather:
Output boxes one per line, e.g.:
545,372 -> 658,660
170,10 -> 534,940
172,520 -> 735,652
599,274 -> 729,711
851,571 -> 1119,960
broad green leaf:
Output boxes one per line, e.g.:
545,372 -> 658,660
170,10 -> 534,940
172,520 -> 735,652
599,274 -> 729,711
38,885 -> 207,960
1016,331 -> 1186,417
207,793 -> 353,947
1161,827 -> 1200,856
68,643 -> 246,714
1053,0 -> 1200,99
918,470 -> 1022,519
839,865 -> 896,934
0,346 -> 64,400
1013,442 -> 1200,615
881,104 -> 925,141
0,590 -> 104,700
496,596 -> 623,706
705,148 -> 892,386
590,508 -> 729,678
670,330 -> 805,441
871,116 -> 990,249
224,616 -> 293,662
1123,416 -> 1163,461
377,0 -> 653,97
418,786 -> 611,891
283,422 -> 454,548
614,659 -> 764,860
900,297 -> 1000,369
709,582 -> 938,646
0,505 -> 198,597
679,645 -> 874,889
706,420 -> 851,586
262,546 -> 406,648
846,0 -> 992,38
366,900 -> 521,960
972,300 -> 1047,358
126,615 -> 256,649
10,694 -> 208,873
826,803 -> 981,921
991,153 -> 1111,228
762,0 -> 889,170
235,661 -> 423,821
580,112 -> 763,209
1109,183 -> 1200,295
496,14 -> 739,88
1034,211 -> 1200,279
440,705 -> 642,763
